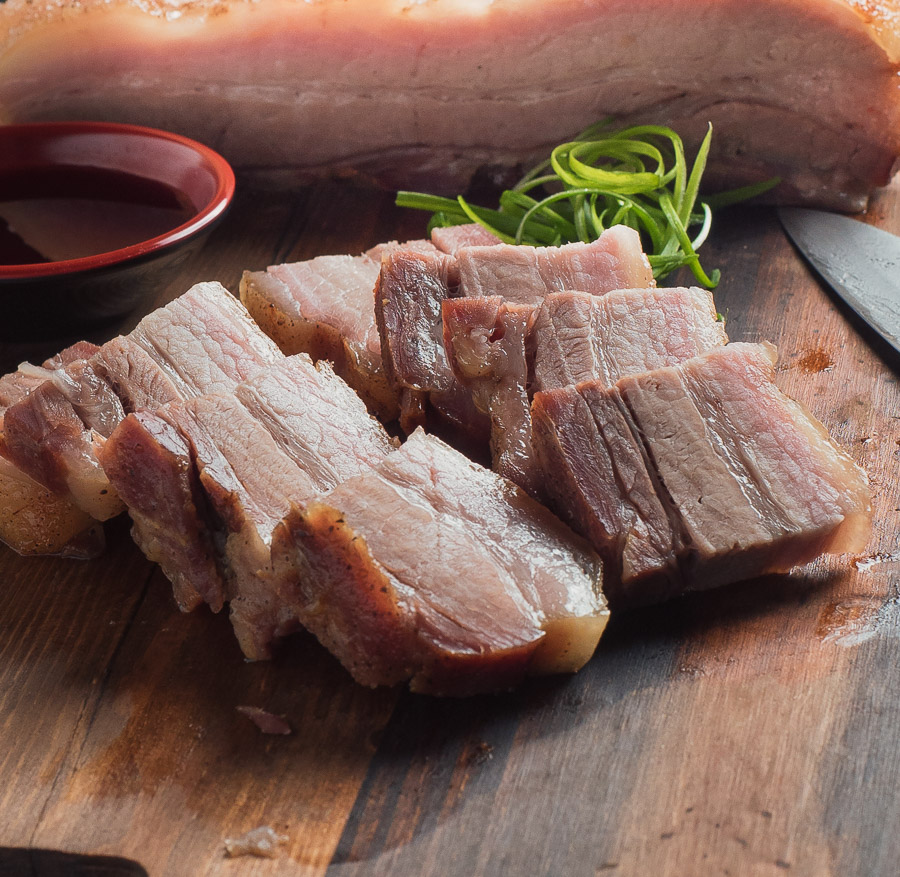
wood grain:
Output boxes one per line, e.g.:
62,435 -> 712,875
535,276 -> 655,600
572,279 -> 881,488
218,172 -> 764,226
0,176 -> 898,877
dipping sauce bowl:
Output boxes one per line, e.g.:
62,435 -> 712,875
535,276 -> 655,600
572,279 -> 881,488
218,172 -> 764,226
0,121 -> 235,341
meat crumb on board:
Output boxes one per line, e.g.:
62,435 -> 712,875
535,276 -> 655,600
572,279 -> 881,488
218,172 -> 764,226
223,826 -> 289,859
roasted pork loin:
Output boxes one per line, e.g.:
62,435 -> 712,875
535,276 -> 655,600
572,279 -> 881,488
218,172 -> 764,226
532,343 -> 872,605
273,429 -> 607,695
2,0 -> 897,208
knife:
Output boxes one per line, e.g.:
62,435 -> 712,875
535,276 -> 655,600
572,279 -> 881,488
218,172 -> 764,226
777,207 -> 900,358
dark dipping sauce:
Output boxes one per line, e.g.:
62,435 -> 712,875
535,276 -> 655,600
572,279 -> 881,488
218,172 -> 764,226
0,166 -> 195,266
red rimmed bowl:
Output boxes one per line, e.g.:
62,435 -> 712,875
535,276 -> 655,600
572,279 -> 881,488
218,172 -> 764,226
0,121 -> 235,341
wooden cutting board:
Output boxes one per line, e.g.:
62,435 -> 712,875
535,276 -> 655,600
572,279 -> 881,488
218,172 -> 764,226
1,176 -> 898,877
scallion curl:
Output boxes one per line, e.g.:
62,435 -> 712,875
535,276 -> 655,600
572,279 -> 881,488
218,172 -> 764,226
396,121 -> 779,287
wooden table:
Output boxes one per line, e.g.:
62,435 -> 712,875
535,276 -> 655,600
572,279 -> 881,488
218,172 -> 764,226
1,175 -> 898,877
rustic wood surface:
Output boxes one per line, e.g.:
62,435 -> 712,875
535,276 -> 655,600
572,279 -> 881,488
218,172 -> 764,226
1,175 -> 898,877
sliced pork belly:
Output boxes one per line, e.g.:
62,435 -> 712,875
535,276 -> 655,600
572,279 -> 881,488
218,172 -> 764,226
443,287 -> 726,499
101,355 -> 395,656
3,0 -> 897,209
532,343 -> 871,605
530,287 -> 728,392
0,343 -> 104,558
430,224 -> 502,254
98,409 -> 220,612
0,282 -> 282,523
455,228 -> 653,304
374,246 -> 488,435
443,297 -> 543,498
238,239 -> 451,420
376,231 -> 651,435
0,357 -> 127,521
374,247 -> 457,411
240,251 -> 396,418
273,430 -> 606,695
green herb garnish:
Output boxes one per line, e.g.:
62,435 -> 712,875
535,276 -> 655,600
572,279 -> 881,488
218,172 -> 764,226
397,121 -> 778,287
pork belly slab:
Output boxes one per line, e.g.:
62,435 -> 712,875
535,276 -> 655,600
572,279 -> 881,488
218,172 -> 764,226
101,355 -> 395,655
0,343 -> 103,558
0,282 -> 282,527
273,430 -> 607,695
2,0 -> 896,208
532,343 -> 872,606
443,287 -> 728,498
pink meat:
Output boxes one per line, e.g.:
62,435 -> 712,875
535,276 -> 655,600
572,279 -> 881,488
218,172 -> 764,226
1,282 -> 282,523
101,355 -> 395,658
2,0 -> 896,208
532,343 -> 872,604
0,343 -> 105,558
274,430 -> 606,694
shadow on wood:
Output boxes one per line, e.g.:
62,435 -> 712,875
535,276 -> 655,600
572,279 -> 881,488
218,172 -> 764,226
0,848 -> 147,877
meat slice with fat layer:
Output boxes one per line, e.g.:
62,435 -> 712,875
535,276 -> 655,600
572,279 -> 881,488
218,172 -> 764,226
376,230 -> 651,434
241,251 -> 398,419
238,225 -> 493,421
443,287 -> 727,499
454,227 -> 653,304
0,343 -> 104,558
273,429 -> 607,695
443,296 -> 543,497
101,355 -> 395,655
429,224 -> 502,254
530,287 -> 728,392
0,282 -> 282,524
532,343 -> 872,605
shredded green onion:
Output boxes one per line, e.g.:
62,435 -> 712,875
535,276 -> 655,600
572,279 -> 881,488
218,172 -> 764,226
396,121 -> 779,287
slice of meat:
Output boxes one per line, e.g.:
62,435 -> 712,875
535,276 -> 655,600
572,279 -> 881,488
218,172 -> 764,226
0,457 -> 104,558
0,341 -> 99,410
1,282 -> 282,523
532,382 -> 682,603
162,393 -> 321,655
374,246 -> 490,435
443,286 -> 726,499
530,287 -> 728,392
3,0 -> 896,209
443,297 -> 544,498
620,342 -> 871,563
0,342 -> 104,558
454,228 -> 653,303
532,343 -> 872,605
240,240 -> 440,420
376,233 -> 652,436
128,281 -> 283,397
430,224 -> 502,254
240,252 -> 396,418
273,429 -> 606,695
101,355 -> 395,657
98,409 -> 221,612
